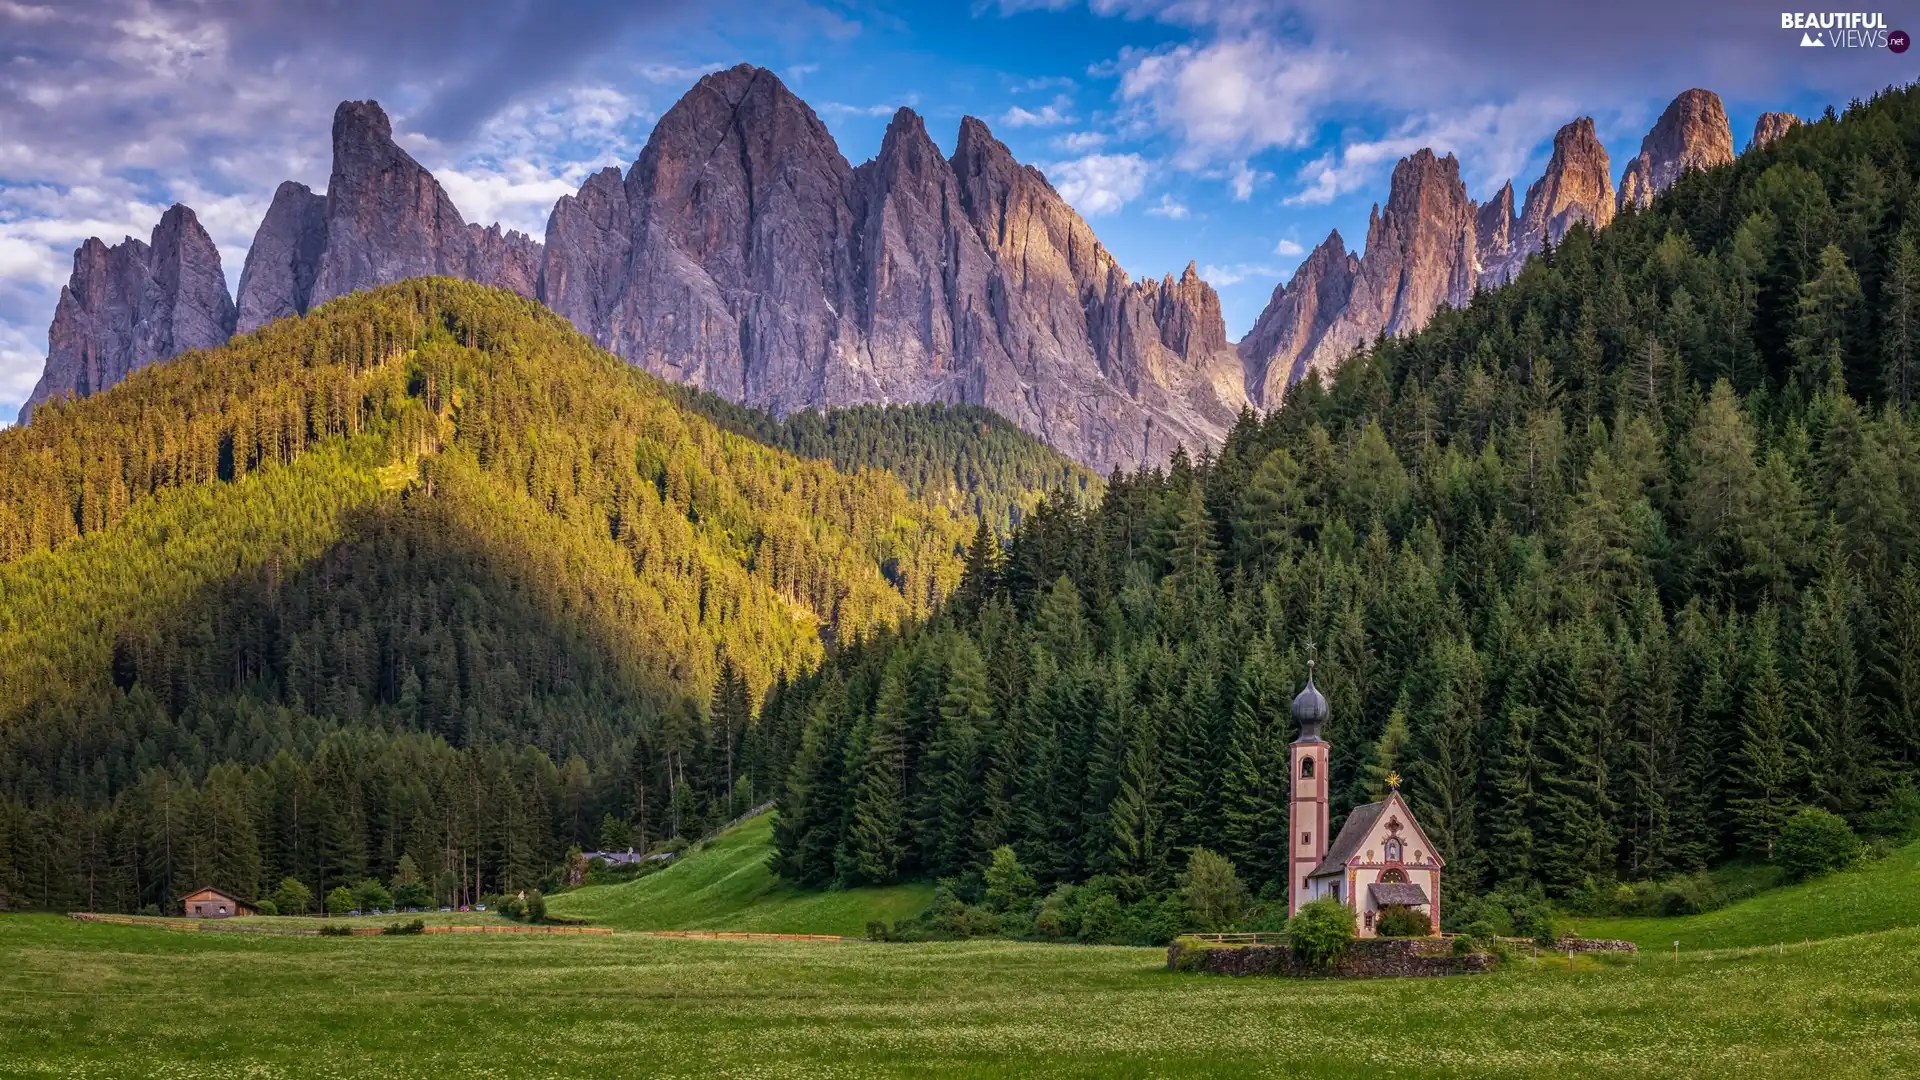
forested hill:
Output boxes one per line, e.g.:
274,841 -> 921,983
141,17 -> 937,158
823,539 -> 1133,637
0,279 -> 969,913
667,388 -> 1102,534
762,86 -> 1920,907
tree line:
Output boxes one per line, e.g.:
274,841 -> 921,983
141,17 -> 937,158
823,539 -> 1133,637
763,86 -> 1920,907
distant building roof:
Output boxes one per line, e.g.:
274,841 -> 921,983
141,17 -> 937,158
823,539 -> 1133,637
1368,882 -> 1432,908
178,886 -> 249,904
1308,801 -> 1386,878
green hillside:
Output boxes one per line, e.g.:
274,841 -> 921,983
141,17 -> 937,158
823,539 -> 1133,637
548,813 -> 932,936
0,279 -> 973,914
670,388 -> 1103,534
1568,840 -> 1920,950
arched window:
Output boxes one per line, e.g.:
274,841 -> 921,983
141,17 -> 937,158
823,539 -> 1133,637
1383,837 -> 1403,863
1301,757 -> 1315,779
1379,868 -> 1409,884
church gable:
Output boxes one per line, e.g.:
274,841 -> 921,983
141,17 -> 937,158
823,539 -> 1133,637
1357,792 -> 1445,870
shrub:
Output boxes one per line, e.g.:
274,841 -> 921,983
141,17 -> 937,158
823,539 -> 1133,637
526,890 -> 547,923
1777,807 -> 1864,881
392,882 -> 431,910
500,895 -> 527,920
270,877 -> 312,916
1170,937 -> 1218,972
1531,908 -> 1557,949
1033,884 -> 1076,938
865,920 -> 895,942
324,887 -> 355,916
382,919 -> 426,935
138,904 -> 161,918
1077,893 -> 1125,944
318,924 -> 353,936
355,879 -> 393,913
1373,904 -> 1430,937
1287,898 -> 1355,969
983,846 -> 1035,914
253,899 -> 279,917
1180,847 -> 1248,931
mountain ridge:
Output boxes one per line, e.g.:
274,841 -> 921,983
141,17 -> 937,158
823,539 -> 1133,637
25,72 -> 1760,465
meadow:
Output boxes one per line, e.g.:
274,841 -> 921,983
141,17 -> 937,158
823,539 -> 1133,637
548,814 -> 934,937
1565,839 -> 1920,950
2,912 -> 1916,1079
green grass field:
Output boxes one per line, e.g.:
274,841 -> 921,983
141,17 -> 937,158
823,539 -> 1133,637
547,813 -> 934,936
2,913 -> 1915,1078
1566,839 -> 1920,950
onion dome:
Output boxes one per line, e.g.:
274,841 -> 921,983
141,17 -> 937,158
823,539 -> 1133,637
1291,662 -> 1328,740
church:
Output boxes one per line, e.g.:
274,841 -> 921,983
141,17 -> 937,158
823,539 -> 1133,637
1286,660 -> 1444,937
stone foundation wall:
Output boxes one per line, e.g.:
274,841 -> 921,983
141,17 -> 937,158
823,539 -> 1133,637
1555,936 -> 1638,954
1169,937 -> 1494,978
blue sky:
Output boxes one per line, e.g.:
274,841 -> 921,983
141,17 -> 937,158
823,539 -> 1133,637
1,0 -> 1915,423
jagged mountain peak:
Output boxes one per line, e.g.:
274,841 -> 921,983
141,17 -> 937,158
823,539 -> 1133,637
1618,88 -> 1734,211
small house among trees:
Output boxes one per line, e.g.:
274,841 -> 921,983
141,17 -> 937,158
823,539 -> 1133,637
180,887 -> 255,919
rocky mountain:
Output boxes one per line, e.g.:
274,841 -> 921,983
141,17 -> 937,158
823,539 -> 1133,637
545,69 -> 1244,473
22,205 -> 235,423
33,77 -> 1785,467
1617,88 -> 1735,211
1239,150 -> 1477,404
234,101 -> 541,334
1749,111 -> 1800,152
1478,117 -> 1614,287
1244,90 -> 1743,406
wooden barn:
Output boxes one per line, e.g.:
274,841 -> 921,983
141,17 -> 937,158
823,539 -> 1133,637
180,887 -> 255,919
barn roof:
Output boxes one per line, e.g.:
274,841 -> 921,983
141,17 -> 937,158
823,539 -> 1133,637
178,886 -> 250,904
1368,882 -> 1432,907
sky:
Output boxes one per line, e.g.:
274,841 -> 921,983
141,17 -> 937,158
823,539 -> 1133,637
1,0 -> 1916,424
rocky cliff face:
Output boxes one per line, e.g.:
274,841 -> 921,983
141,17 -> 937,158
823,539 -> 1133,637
23,205 -> 235,422
233,100 -> 541,335
539,66 -> 1244,472
1749,111 -> 1800,152
1481,118 -> 1613,286
235,181 -> 327,334
1618,89 -> 1735,211
1238,232 -> 1357,406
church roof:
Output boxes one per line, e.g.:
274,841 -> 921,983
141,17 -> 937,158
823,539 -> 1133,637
1307,800 -> 1386,878
1306,790 -> 1448,877
1368,882 -> 1432,907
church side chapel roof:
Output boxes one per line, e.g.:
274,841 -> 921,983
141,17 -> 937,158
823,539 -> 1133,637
1368,882 -> 1432,907
1308,800 -> 1386,878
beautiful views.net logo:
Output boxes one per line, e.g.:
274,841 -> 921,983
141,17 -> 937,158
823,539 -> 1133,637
1781,11 -> 1904,49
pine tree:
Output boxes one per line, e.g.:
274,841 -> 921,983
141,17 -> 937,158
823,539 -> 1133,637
1732,609 -> 1796,858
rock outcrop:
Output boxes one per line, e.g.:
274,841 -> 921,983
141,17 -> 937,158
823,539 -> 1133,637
23,205 -> 235,422
1481,118 -> 1613,286
235,181 -> 327,334
1749,111 -> 1800,152
1474,181 -> 1515,280
1618,89 -> 1735,211
1241,151 -> 1476,405
234,100 -> 541,336
1238,232 -> 1357,406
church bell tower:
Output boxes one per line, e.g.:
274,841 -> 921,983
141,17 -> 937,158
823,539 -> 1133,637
1288,656 -> 1330,917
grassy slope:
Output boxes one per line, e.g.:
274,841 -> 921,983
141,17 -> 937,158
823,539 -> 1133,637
1566,839 -> 1920,950
3,913 -> 1915,1078
547,814 -> 934,937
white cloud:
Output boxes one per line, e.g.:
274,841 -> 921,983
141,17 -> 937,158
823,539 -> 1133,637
820,101 -> 915,117
1116,35 -> 1341,166
1274,237 -> 1305,256
1045,152 -> 1150,216
1002,95 -> 1075,128
1200,261 -> 1279,286
1053,131 -> 1108,151
1227,160 -> 1267,200
1145,193 -> 1189,219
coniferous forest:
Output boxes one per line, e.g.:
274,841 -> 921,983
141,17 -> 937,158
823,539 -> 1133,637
9,87 -> 1920,922
0,279 -> 980,913
762,89 -> 1920,912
